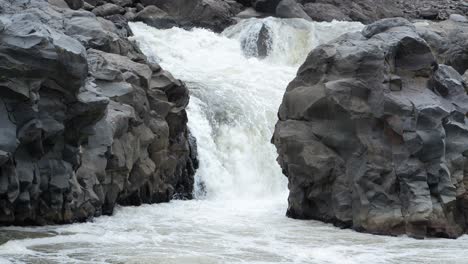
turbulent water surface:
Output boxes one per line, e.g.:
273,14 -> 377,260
1,18 -> 467,264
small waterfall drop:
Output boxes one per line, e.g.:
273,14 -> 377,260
129,18 -> 363,200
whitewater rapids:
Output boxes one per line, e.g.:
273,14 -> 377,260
1,17 -> 467,264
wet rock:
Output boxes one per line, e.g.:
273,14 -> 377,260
252,0 -> 281,13
417,19 -> 468,74
49,0 -> 70,9
302,3 -> 350,22
64,0 -> 84,10
92,3 -> 124,17
301,0 -> 403,24
236,7 -> 264,19
139,0 -> 241,32
276,0 -> 311,20
134,5 -> 177,29
273,18 -> 468,238
0,0 -> 197,226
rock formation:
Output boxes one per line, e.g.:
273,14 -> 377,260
273,18 -> 468,238
0,0 -> 197,225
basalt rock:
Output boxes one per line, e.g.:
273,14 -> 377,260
273,18 -> 468,238
416,18 -> 468,75
0,0 -> 197,226
139,0 -> 242,32
301,0 -> 403,24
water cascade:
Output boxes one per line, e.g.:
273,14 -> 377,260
1,18 -> 467,264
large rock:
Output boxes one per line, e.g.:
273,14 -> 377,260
301,0 -> 403,24
0,0 -> 197,225
416,19 -> 468,74
275,0 -> 311,20
252,0 -> 281,13
139,0 -> 242,32
134,5 -> 177,29
273,18 -> 468,238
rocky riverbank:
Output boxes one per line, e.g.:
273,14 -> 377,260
273,17 -> 468,238
0,0 -> 197,225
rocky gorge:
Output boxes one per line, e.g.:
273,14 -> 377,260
0,0 -> 468,245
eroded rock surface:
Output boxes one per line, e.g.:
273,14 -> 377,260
273,18 -> 468,238
0,0 -> 197,225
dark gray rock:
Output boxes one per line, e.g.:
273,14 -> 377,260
134,5 -> 177,29
92,3 -> 124,17
48,0 -> 70,9
301,0 -> 403,24
140,0 -> 242,32
64,0 -> 84,10
252,0 -> 281,13
275,0 -> 311,20
416,19 -> 468,74
0,0 -> 197,226
302,3 -> 351,22
273,18 -> 468,238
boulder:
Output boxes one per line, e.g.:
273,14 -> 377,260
417,19 -> 468,74
252,0 -> 281,13
0,0 -> 197,226
140,0 -> 242,32
273,18 -> 468,238
134,6 -> 178,29
275,0 -> 311,20
48,0 -> 70,9
301,0 -> 403,24
64,0 -> 83,10
92,3 -> 124,17
303,3 -> 351,22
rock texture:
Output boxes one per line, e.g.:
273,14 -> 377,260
0,0 -> 197,225
139,0 -> 243,32
416,18 -> 468,75
240,0 -> 468,24
273,18 -> 468,238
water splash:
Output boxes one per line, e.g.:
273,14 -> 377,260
128,18 -> 363,200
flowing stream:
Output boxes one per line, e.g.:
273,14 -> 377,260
1,18 -> 467,264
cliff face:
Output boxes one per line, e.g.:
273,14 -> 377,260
273,18 -> 468,238
0,0 -> 197,225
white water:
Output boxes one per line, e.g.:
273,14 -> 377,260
1,18 -> 467,264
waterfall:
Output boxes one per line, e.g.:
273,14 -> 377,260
3,18 -> 468,264
128,18 -> 364,200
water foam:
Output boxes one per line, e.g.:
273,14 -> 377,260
128,18 -> 363,200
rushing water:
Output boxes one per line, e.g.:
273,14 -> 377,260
1,18 -> 468,264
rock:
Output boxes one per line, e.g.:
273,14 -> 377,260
141,0 -> 242,32
417,19 -> 468,74
450,14 -> 468,23
64,0 -> 83,10
92,3 -> 124,17
301,0 -> 403,24
273,18 -> 468,238
252,0 -> 281,13
419,8 -> 439,20
83,2 -> 94,11
48,0 -> 70,9
109,0 -> 132,7
275,0 -> 311,20
0,0 -> 197,226
134,6 -> 178,29
303,3 -> 351,22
